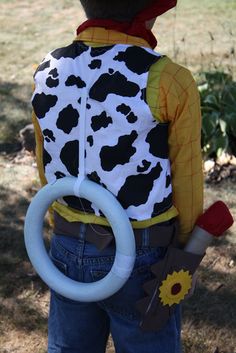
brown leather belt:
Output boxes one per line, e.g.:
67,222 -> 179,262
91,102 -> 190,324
53,211 -> 178,250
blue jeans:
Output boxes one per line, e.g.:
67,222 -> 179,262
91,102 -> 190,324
48,233 -> 182,353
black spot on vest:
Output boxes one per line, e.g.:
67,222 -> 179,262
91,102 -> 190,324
166,174 -> 171,188
141,88 -> 147,102
114,47 -> 160,74
116,104 -> 137,123
35,60 -> 51,76
126,112 -> 138,123
116,104 -> 131,115
55,171 -> 66,179
152,193 -> 172,217
65,75 -> 86,89
49,68 -> 59,78
43,129 -> 56,142
90,45 -> 114,57
87,171 -> 101,184
32,93 -> 58,119
51,42 -> 89,60
43,148 -> 52,168
88,59 -> 102,69
100,131 -> 138,171
87,135 -> 94,147
56,104 -> 80,134
60,140 -> 79,176
91,111 -> 112,132
137,160 -> 151,173
87,171 -> 108,190
117,162 -> 163,208
90,71 -> 139,102
146,124 -> 169,158
46,77 -> 59,88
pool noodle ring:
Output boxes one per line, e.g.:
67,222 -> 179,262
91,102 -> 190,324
24,176 -> 136,302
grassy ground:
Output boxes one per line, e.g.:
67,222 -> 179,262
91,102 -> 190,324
0,0 -> 236,352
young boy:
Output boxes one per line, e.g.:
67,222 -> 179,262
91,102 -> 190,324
32,0 -> 203,352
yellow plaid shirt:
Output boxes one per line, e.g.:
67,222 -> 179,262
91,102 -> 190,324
32,27 -> 203,244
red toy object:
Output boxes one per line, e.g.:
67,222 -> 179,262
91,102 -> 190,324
196,201 -> 234,237
185,201 -> 234,256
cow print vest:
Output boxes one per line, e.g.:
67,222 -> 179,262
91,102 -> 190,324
32,41 -> 173,221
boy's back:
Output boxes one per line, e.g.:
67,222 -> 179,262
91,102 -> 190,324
33,32 -> 203,242
31,1 -> 203,352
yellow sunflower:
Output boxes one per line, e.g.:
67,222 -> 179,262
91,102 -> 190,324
159,270 -> 192,306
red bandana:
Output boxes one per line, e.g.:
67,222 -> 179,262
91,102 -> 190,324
77,0 -> 177,48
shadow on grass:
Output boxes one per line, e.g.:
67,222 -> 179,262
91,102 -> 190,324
0,296 -> 48,333
0,80 -> 32,153
183,268 -> 236,329
182,268 -> 236,353
0,182 -> 50,334
0,184 -> 50,258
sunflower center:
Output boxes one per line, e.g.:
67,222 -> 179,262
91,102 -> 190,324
171,283 -> 182,295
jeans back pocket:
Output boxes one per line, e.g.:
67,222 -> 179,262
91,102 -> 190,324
49,251 -> 68,275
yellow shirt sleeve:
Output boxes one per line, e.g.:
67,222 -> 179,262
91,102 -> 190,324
148,58 -> 204,243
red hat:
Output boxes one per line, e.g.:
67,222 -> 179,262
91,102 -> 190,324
77,0 -> 177,48
136,0 -> 177,22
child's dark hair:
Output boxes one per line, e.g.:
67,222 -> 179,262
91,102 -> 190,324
80,0 -> 154,22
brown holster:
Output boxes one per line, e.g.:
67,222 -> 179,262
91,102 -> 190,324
136,238 -> 204,331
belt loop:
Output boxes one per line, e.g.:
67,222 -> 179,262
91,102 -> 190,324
142,228 -> 150,247
79,223 -> 87,241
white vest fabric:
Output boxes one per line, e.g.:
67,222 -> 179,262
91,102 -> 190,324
32,41 -> 173,221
